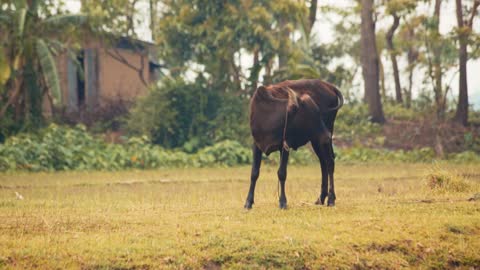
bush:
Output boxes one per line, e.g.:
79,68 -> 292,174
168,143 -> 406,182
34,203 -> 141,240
1,125 -> 479,172
335,147 -> 436,163
0,125 -> 253,171
425,167 -> 473,193
127,77 -> 250,150
383,103 -> 421,121
449,151 -> 480,163
335,104 -> 382,142
193,140 -> 252,167
287,148 -> 316,165
0,124 -> 190,171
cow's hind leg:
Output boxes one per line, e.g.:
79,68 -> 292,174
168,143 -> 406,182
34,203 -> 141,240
278,150 -> 290,209
326,143 -> 336,206
311,140 -> 328,205
244,144 -> 262,209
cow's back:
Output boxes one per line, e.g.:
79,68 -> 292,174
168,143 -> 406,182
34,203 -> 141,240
268,79 -> 340,112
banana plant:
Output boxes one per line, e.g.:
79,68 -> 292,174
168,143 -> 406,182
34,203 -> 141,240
0,0 -> 87,123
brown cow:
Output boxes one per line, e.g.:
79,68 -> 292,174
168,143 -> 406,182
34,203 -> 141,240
244,79 -> 344,209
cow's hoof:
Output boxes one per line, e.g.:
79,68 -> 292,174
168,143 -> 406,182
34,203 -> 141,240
279,201 -> 288,209
315,194 -> 327,205
321,194 -> 328,204
327,200 -> 335,207
244,201 -> 253,209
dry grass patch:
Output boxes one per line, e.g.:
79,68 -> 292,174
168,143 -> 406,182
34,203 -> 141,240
425,165 -> 477,193
1,163 -> 480,269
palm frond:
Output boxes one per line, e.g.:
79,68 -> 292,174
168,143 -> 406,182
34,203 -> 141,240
36,39 -> 61,104
41,14 -> 88,29
17,8 -> 27,36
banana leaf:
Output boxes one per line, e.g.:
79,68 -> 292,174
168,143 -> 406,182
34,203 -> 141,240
0,49 -> 10,85
36,39 -> 61,104
17,8 -> 27,36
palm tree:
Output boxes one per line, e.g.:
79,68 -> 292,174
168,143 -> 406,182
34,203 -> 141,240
0,0 -> 87,124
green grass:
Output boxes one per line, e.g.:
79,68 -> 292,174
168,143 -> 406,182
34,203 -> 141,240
1,163 -> 480,269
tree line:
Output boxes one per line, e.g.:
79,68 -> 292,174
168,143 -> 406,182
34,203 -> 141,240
360,0 -> 479,126
1,0 -> 479,147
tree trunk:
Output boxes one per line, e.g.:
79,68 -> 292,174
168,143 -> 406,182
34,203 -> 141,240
278,17 -> 290,69
149,0 -> 157,41
404,25 -> 417,108
127,0 -> 139,37
379,56 -> 386,100
454,0 -> 468,125
360,0 -> 385,123
308,0 -> 318,35
0,75 -> 23,119
406,64 -> 414,108
230,54 -> 242,92
251,48 -> 260,95
432,0 -> 444,119
263,58 -> 273,85
453,0 -> 479,126
386,13 -> 402,104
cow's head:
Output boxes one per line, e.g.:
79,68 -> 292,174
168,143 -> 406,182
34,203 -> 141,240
250,86 -> 295,152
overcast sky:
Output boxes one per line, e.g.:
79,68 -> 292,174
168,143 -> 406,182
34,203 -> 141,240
65,0 -> 480,108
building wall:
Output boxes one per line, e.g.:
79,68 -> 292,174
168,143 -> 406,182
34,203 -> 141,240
97,48 -> 149,105
55,39 -> 151,112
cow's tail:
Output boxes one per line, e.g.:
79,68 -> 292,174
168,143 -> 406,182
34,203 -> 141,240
328,86 -> 344,111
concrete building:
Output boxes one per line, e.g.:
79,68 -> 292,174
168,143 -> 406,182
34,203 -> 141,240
55,36 -> 160,113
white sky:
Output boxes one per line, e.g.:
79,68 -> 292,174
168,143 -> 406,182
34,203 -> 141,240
65,0 -> 480,108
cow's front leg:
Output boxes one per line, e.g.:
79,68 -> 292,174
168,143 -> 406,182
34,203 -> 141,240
278,150 -> 289,209
245,144 -> 262,209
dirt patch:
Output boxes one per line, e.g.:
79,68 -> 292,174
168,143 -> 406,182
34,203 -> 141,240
203,261 -> 222,270
382,119 -> 476,153
365,240 -> 413,256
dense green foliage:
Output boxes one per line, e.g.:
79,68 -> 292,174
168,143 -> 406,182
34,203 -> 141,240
156,0 -> 308,88
335,103 -> 383,141
1,125 -> 479,172
127,77 -> 249,150
0,125 -> 250,171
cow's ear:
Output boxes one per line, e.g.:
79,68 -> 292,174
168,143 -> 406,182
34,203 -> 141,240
257,85 -> 267,92
254,85 -> 271,100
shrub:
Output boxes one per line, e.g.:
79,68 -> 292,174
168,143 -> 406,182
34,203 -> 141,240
127,77 -> 250,149
335,104 -> 382,142
1,125 -> 479,172
193,140 -> 251,167
425,167 -> 472,193
335,147 -> 436,163
383,104 -> 421,121
288,148 -> 316,165
0,125 -> 253,171
449,151 -> 480,163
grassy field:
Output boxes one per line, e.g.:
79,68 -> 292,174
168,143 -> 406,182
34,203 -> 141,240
1,163 -> 480,269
